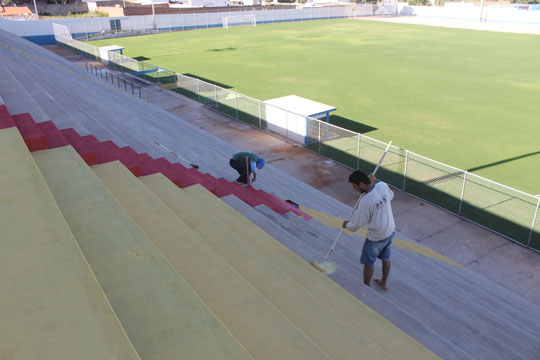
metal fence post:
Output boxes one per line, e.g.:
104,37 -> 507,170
356,133 -> 361,169
258,101 -> 262,129
214,86 -> 218,109
197,79 -> 201,102
234,93 -> 239,119
458,171 -> 468,216
285,111 -> 289,140
527,196 -> 540,248
318,120 -> 321,154
402,150 -> 408,191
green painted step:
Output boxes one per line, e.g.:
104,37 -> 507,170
99,164 -> 332,360
0,129 -> 140,360
184,184 -> 441,360
145,177 -> 392,360
32,147 -> 248,360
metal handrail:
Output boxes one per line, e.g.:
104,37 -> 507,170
85,62 -> 149,102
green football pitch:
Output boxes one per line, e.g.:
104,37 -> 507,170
90,19 -> 540,194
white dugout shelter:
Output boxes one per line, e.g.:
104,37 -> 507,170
264,95 -> 336,145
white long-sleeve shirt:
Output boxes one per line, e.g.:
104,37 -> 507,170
346,182 -> 395,241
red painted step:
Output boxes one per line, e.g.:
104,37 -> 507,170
0,105 -> 15,129
263,192 -> 312,220
56,126 -> 311,220
61,129 -> 93,154
136,153 -> 162,176
12,113 -> 47,152
37,121 -> 69,149
80,152 -> 99,166
96,146 -> 142,177
59,128 -> 98,166
99,140 -> 119,152
80,135 -> 100,149
172,171 -> 200,188
216,177 -> 311,219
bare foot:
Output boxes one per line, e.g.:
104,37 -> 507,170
374,279 -> 389,291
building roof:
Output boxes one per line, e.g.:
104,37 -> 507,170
265,95 -> 336,118
0,6 -> 33,16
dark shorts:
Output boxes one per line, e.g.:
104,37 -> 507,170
360,233 -> 394,266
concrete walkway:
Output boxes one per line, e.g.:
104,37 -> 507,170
46,44 -> 540,307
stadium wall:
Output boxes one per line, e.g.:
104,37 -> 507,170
399,2 -> 540,23
0,6 -> 351,45
2,2 -> 539,46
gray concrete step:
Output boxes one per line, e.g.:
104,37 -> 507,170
252,205 -> 540,360
221,195 -> 466,360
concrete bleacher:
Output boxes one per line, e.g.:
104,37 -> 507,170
7,108 -> 307,218
32,146 -> 255,360
0,127 -> 140,360
0,111 -> 437,359
0,28 -> 348,218
98,163 -> 397,360
2,27 -> 540,359
222,197 -> 540,359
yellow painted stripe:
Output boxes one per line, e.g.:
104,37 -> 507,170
300,206 -> 462,267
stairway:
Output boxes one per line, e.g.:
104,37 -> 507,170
1,106 -> 437,359
221,195 -> 540,360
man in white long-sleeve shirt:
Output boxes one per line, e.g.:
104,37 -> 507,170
342,171 -> 395,291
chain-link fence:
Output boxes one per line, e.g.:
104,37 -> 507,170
53,19 -> 540,252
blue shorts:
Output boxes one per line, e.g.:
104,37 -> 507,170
360,233 -> 394,265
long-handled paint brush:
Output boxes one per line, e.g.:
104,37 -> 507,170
154,141 -> 199,169
311,140 -> 393,275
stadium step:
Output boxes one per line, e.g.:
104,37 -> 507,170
253,205 -> 540,360
179,184 -> 440,360
31,146 -> 250,360
12,113 -> 47,152
59,128 -> 99,165
37,120 -> 70,148
255,203 -> 511,360
293,208 -> 540,335
0,127 -> 141,360
0,104 -> 16,129
177,185 -> 396,360
105,169 -> 335,360
221,196 -> 465,360
0,57 -> 50,123
147,178 -> 419,360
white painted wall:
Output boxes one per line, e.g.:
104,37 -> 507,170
187,0 -> 228,7
398,2 -> 540,23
